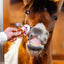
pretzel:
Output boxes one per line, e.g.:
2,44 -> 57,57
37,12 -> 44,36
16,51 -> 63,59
9,24 -> 30,41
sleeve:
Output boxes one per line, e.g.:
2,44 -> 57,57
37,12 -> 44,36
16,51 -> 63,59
0,32 -> 7,44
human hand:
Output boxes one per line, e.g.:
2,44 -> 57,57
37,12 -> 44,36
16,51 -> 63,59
4,27 -> 21,41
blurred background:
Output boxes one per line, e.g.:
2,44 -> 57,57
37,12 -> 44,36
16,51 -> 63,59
2,0 -> 64,64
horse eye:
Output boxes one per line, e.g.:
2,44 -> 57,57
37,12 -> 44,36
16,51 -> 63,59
25,10 -> 30,15
53,16 -> 57,20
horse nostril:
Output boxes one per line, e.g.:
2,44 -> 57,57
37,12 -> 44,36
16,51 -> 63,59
46,31 -> 49,36
44,38 -> 47,41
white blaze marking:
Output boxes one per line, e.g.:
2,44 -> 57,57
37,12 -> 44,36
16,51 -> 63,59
4,38 -> 22,64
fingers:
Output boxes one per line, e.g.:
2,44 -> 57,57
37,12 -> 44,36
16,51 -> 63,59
10,28 -> 18,32
9,32 -> 21,42
8,32 -> 21,41
12,32 -> 21,36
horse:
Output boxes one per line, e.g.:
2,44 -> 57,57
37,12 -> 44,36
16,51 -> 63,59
4,0 -> 63,64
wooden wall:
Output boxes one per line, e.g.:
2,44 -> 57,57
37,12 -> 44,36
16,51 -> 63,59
52,12 -> 64,56
3,0 -> 10,30
3,0 -> 25,29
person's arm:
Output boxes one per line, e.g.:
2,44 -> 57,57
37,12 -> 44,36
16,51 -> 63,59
0,27 -> 21,44
0,32 -> 7,44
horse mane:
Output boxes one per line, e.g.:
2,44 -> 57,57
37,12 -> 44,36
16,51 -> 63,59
25,0 -> 58,15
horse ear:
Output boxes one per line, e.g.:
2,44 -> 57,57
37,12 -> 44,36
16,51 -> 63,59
54,0 -> 63,11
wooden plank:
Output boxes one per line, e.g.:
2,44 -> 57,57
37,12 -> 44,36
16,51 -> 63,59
52,55 -> 64,60
53,60 -> 64,64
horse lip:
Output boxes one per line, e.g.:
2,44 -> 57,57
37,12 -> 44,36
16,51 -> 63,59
27,35 -> 45,51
